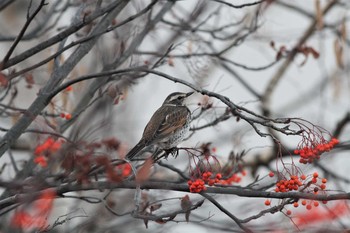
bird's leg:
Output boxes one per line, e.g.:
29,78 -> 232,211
152,148 -> 165,162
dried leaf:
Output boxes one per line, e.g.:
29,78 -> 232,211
185,211 -> 190,222
136,157 -> 153,184
181,195 -> 192,222
309,47 -> 320,59
334,39 -> 344,69
24,73 -> 34,88
181,195 -> 192,210
340,17 -> 347,42
107,85 -> 117,99
114,97 -> 120,105
168,56 -> 174,67
0,72 -> 8,87
276,46 -> 286,61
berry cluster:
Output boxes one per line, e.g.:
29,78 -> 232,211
266,171 -> 329,215
188,172 -> 223,193
188,179 -> 206,193
309,172 -> 327,191
202,171 -> 222,186
295,138 -> 339,164
283,199 -> 328,217
34,137 -> 62,155
11,189 -> 56,230
275,175 -> 303,192
34,137 -> 63,167
60,112 -> 72,120
273,172 -> 327,193
188,171 -> 245,193
265,198 -> 328,218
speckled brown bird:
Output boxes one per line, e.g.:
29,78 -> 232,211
126,92 -> 193,160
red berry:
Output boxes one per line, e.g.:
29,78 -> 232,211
65,86 -> 73,91
264,200 -> 271,206
65,113 -> 72,120
331,138 -> 339,145
208,179 -> 215,186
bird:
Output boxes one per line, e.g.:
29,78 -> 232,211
125,92 -> 194,160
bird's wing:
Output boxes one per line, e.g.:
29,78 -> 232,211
143,105 -> 190,144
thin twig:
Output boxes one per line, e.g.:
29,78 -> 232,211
1,0 -> 47,66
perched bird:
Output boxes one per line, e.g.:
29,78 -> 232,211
126,92 -> 193,160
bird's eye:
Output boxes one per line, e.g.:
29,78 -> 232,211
177,96 -> 183,100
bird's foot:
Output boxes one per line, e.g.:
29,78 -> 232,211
164,147 -> 179,158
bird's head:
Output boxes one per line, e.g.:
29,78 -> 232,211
163,92 -> 194,105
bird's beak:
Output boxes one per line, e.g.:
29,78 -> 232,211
186,92 -> 194,97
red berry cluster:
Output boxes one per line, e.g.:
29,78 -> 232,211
271,199 -> 327,217
34,137 -> 62,155
310,172 -> 327,191
275,175 -> 303,192
11,189 -> 56,230
273,172 -> 327,193
188,172 -> 223,193
266,172 -> 329,213
285,198 -> 327,215
188,179 -> 206,193
295,138 -> 339,164
202,171 -> 222,186
60,112 -> 72,120
188,171 -> 246,193
34,137 -> 63,167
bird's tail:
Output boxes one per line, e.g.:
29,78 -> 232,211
125,140 -> 146,160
